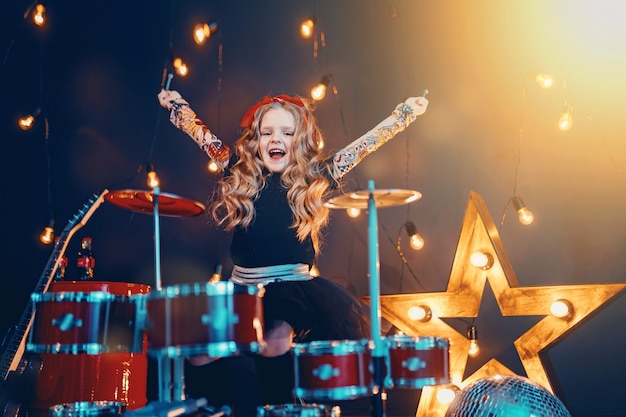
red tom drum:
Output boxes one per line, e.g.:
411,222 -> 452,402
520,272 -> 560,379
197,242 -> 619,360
292,339 -> 373,401
384,335 -> 450,389
145,281 -> 265,358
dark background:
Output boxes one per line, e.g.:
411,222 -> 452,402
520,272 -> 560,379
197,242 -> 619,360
1,1 -> 626,416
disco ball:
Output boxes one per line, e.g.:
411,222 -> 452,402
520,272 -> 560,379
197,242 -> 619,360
445,374 -> 571,417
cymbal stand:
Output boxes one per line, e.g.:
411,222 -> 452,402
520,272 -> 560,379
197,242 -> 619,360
152,186 -> 186,402
367,180 -> 386,417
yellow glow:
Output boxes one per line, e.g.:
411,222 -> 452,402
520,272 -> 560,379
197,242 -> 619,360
310,83 -> 327,101
39,226 -> 54,245
33,3 -> 46,26
193,22 -> 218,45
300,18 -> 315,39
558,111 -> 573,131
346,207 -> 361,218
409,233 -> 425,250
173,57 -> 188,77
18,114 -> 36,130
534,73 -> 554,89
207,160 -> 219,173
470,251 -> 493,269
468,339 -> 480,357
517,207 -> 534,225
146,171 -> 160,189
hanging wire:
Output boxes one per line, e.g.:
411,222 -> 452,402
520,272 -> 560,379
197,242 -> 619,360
499,77 -> 527,230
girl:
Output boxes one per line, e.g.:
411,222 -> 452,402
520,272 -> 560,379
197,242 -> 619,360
157,89 -> 428,410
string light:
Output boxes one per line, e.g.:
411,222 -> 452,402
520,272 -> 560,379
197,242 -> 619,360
299,16 -> 316,39
39,219 -> 54,245
18,107 -> 42,130
310,73 -> 332,101
558,101 -> 574,131
346,207 -> 361,218
207,160 -> 219,174
534,73 -> 554,89
467,325 -> 480,357
193,22 -> 218,45
28,2 -> 46,27
172,57 -> 189,77
309,265 -> 320,277
511,196 -> 534,225
146,162 -> 160,189
404,221 -> 424,251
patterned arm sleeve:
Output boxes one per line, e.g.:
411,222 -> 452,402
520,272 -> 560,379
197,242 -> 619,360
169,99 -> 231,170
330,101 -> 418,180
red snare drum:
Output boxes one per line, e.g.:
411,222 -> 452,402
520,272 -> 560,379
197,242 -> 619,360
293,339 -> 372,401
384,335 -> 450,389
27,282 -> 151,417
145,281 -> 265,358
258,403 -> 341,417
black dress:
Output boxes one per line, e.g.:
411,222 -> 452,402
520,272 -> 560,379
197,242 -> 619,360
230,172 -> 370,342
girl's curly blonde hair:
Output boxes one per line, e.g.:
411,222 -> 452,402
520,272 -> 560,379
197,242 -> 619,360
210,99 -> 334,255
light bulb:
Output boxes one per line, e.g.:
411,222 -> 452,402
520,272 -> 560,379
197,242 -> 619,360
558,101 -> 573,131
534,73 -> 554,89
193,22 -> 218,45
346,207 -> 361,218
300,17 -> 315,39
207,160 -> 219,173
512,196 -> 534,225
436,386 -> 458,404
409,234 -> 424,250
550,299 -> 573,319
146,163 -> 160,189
310,74 -> 331,101
173,57 -> 188,77
470,251 -> 493,269
32,3 -> 46,26
311,83 -> 327,101
18,114 -> 36,130
407,305 -> 431,322
39,225 -> 54,245
467,325 -> 479,357
310,265 -> 320,277
404,221 -> 425,251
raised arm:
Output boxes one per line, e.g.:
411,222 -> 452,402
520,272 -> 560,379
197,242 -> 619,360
157,89 -> 231,170
330,95 -> 428,180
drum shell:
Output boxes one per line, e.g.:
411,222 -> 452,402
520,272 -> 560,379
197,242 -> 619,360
384,335 -> 450,389
293,339 -> 373,401
145,282 -> 265,358
28,282 -> 151,417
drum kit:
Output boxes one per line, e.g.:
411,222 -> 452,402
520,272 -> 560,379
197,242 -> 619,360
19,182 -> 450,417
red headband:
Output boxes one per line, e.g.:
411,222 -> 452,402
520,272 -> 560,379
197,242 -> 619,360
240,94 -> 305,128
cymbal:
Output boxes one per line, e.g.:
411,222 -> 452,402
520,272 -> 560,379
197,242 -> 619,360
325,189 -> 422,209
105,189 -> 206,217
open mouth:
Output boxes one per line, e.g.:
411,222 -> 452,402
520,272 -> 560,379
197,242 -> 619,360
269,149 -> 286,159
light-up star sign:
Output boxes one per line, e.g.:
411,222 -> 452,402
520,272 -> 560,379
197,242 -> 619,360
372,191 -> 626,416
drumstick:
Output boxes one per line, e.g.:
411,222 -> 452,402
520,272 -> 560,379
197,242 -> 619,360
165,73 -> 173,91
421,88 -> 429,97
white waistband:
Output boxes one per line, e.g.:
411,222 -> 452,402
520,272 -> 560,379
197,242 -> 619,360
230,263 -> 313,286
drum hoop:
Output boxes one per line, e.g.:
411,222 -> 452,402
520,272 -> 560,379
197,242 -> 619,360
31,291 -> 121,303
386,335 -> 449,349
293,339 -> 370,355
